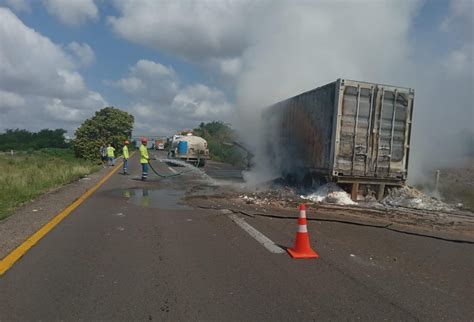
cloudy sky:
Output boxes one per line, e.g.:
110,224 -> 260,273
0,0 -> 472,174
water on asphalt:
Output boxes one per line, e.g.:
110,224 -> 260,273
111,188 -> 192,210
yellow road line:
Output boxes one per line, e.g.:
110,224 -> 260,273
0,157 -> 127,276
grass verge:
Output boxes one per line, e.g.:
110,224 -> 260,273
0,149 -> 100,220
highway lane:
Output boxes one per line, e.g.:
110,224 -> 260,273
0,152 -> 472,320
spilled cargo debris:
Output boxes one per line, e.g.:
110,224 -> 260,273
183,160 -> 474,243
234,181 -> 465,214
381,186 -> 454,212
300,183 -> 357,206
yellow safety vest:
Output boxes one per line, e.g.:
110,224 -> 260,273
139,144 -> 149,164
106,146 -> 115,157
123,145 -> 129,159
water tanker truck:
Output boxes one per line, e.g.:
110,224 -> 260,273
170,134 -> 209,166
264,78 -> 415,200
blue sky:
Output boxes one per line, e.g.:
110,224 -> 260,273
0,0 -> 472,173
13,1 -> 206,104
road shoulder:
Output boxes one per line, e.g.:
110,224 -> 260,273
0,166 -> 114,259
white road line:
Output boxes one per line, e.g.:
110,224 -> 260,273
157,158 -> 178,174
228,214 -> 285,254
168,166 -> 178,174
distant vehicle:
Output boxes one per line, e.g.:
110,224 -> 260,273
170,135 -> 209,166
155,140 -> 165,150
264,78 -> 415,200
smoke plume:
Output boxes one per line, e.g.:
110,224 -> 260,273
108,0 -> 473,185
229,0 -> 473,185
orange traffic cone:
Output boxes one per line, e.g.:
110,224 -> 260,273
287,204 -> 319,259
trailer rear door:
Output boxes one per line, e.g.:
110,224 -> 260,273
334,80 -> 413,180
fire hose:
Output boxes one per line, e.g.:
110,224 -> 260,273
147,155 -> 202,178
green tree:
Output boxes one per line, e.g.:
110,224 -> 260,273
33,129 -> 68,150
193,121 -> 244,166
73,107 -> 134,160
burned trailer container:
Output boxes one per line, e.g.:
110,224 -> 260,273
264,79 -> 414,200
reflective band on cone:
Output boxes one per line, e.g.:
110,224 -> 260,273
298,225 -> 308,233
287,203 -> 319,259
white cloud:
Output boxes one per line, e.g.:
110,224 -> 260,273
116,76 -> 144,95
45,99 -> 89,122
131,59 -> 175,78
67,42 -> 95,67
0,90 -> 25,110
2,0 -> 31,12
216,57 -> 242,77
444,44 -> 473,76
43,0 -> 98,27
108,0 -> 253,62
0,91 -> 107,133
0,8 -> 82,97
441,0 -> 473,32
110,59 -> 232,135
44,90 -> 105,122
114,59 -> 178,104
0,8 -> 107,133
172,84 -> 231,118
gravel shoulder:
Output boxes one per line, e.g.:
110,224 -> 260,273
0,166 -> 113,259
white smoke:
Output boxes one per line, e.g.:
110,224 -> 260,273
232,1 -> 473,185
234,1 -> 420,185
108,0 -> 473,185
406,0 -> 473,183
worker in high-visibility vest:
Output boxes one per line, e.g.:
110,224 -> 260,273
99,145 -> 107,167
122,140 -> 130,175
139,138 -> 149,180
106,144 -> 115,166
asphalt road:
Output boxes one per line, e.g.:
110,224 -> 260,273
0,152 -> 472,320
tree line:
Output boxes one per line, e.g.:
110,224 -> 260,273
0,129 -> 68,151
0,107 -> 134,162
0,109 -> 245,166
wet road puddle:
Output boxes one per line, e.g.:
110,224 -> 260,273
112,188 -> 192,210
